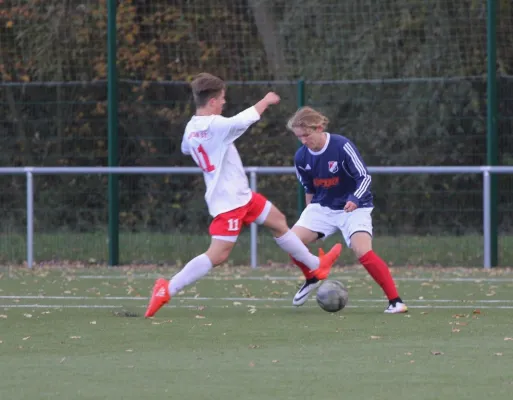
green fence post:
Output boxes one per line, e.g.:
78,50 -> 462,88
107,0 -> 119,266
296,79 -> 306,218
487,0 -> 498,267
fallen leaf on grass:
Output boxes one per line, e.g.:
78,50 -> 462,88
22,336 -> 31,341
249,361 -> 255,367
195,315 -> 205,319
23,314 -> 32,318
90,321 -> 96,325
504,338 -> 513,341
495,353 -> 503,356
126,349 -> 133,352
272,360 -> 279,363
430,351 -> 444,355
249,344 -> 260,349
0,315 -> 7,319
472,309 -> 481,314
151,320 -> 173,325
420,312 -> 429,315
248,308 -> 257,314
452,314 -> 468,319
0,340 -> 3,344
452,328 -> 461,333
59,357 -> 66,364
69,336 -> 81,339
112,310 -> 139,318
203,323 -> 212,326
410,360 -> 415,364
233,302 -> 242,306
370,336 -> 382,340
404,352 -> 413,356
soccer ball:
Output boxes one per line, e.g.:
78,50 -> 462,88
316,280 -> 348,313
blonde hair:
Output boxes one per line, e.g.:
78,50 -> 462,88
286,106 -> 329,131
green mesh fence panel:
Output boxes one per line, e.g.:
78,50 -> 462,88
1,0 -> 513,266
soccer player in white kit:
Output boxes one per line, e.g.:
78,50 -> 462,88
145,74 -> 342,318
286,106 -> 408,314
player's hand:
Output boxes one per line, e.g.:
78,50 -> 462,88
264,92 -> 281,105
343,201 -> 358,213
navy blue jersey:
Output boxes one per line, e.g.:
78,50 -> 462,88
294,133 -> 373,210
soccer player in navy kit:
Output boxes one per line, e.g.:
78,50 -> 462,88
287,106 -> 408,314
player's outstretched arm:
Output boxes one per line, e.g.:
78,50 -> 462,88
253,92 -> 280,115
215,92 -> 281,144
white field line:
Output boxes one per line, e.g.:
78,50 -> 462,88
1,295 -> 513,304
74,275 -> 513,283
2,303 -> 513,310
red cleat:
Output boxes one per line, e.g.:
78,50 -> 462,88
144,278 -> 171,318
313,243 -> 342,280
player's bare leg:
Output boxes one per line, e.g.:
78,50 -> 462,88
350,232 -> 407,314
145,238 -> 235,318
261,205 -> 341,281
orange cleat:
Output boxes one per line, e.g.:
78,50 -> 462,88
313,243 -> 342,280
144,278 -> 171,318
290,255 -> 316,280
290,246 -> 333,280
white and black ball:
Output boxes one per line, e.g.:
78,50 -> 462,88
316,280 -> 349,312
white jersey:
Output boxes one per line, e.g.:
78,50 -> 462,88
181,106 -> 260,217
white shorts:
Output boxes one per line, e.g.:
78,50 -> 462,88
294,203 -> 373,247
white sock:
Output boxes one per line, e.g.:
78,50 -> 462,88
168,254 -> 213,296
274,230 -> 320,270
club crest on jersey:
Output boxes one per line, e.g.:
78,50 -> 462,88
328,161 -> 339,173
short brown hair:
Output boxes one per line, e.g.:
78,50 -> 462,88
190,73 -> 226,107
286,106 -> 329,131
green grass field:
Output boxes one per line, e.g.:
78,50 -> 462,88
1,265 -> 513,399
2,232 -> 513,266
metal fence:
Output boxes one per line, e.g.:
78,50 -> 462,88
1,165 -> 511,269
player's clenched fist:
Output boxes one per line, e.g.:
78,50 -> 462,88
264,92 -> 281,105
343,201 -> 358,213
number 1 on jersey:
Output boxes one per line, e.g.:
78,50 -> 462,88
193,145 -> 215,172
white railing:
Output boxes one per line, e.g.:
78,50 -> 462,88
0,165 -> 511,269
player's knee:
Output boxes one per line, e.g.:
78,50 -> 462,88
205,243 -> 233,266
270,210 -> 288,236
352,246 -> 370,259
350,232 -> 372,258
276,209 -> 287,226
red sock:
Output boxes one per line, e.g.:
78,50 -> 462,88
359,250 -> 399,300
289,255 -> 315,280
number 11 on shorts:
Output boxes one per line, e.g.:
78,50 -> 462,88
227,218 -> 239,231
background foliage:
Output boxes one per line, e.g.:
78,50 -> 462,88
1,0 -> 513,241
